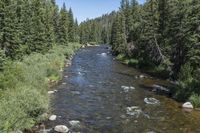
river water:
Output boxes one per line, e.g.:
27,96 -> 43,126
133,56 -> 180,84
46,45 -> 200,133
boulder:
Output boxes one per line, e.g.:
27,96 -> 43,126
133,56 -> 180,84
49,115 -> 57,121
54,125 -> 69,133
182,102 -> 193,109
144,98 -> 160,105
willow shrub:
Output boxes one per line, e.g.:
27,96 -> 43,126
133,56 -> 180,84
0,43 -> 81,132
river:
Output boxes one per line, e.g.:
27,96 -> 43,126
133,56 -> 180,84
45,45 -> 200,133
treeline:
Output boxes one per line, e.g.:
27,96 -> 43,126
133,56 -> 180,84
0,0 -> 79,61
79,11 -> 116,44
80,0 -> 200,103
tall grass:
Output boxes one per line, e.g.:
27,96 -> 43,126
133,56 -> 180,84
0,43 -> 81,132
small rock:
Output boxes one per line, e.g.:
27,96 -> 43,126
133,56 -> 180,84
69,120 -> 80,127
144,98 -> 160,105
54,125 -> 69,133
54,90 -> 58,92
64,75 -> 68,78
126,106 -> 142,117
130,86 -> 135,90
48,91 -> 54,94
121,86 -> 135,92
139,75 -> 145,78
120,115 -> 126,119
182,102 -> 193,109
62,82 -> 67,85
106,117 -> 112,119
101,53 -> 107,56
152,84 -> 170,94
49,115 -> 57,121
71,91 -> 81,95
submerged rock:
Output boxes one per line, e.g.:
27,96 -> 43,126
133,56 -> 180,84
139,75 -> 146,78
71,91 -> 81,95
69,120 -> 81,128
126,106 -> 142,117
121,86 -> 135,92
101,53 -> 107,56
144,98 -> 160,105
54,125 -> 69,133
49,115 -> 57,121
152,84 -> 170,94
182,102 -> 193,109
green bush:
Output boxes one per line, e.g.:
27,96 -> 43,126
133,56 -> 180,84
189,94 -> 200,108
116,54 -> 126,61
0,43 -> 80,132
175,63 -> 194,101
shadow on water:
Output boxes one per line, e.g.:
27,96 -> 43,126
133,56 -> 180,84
44,45 -> 200,133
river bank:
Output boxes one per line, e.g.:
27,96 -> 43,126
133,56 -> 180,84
0,43 -> 81,133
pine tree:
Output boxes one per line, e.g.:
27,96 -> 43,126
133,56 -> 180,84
51,0 -> 60,44
74,19 -> 79,42
31,0 -> 48,53
111,13 -> 127,54
68,8 -> 75,42
44,0 -> 55,48
2,0 -> 23,59
58,3 -> 69,45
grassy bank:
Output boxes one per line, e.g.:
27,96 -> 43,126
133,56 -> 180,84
0,43 -> 81,132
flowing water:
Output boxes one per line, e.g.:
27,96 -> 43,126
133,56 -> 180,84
46,45 -> 200,133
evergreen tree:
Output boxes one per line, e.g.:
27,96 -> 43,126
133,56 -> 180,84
31,0 -> 48,53
68,8 -> 75,42
58,3 -> 69,45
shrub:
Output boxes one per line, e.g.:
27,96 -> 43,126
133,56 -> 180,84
116,54 -> 125,61
175,63 -> 194,101
189,94 -> 200,108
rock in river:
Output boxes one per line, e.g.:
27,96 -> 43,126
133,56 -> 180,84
144,98 -> 160,105
54,125 -> 69,133
121,86 -> 135,92
182,102 -> 193,109
126,106 -> 142,117
49,115 -> 57,121
69,120 -> 81,128
48,91 -> 54,94
152,84 -> 170,95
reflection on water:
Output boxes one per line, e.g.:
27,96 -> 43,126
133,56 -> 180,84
45,45 -> 200,133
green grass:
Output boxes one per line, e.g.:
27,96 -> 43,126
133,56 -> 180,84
0,43 -> 81,132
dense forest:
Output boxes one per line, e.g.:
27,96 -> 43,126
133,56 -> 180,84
80,0 -> 200,103
0,0 -> 79,60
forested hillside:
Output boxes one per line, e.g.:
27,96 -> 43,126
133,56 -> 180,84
80,0 -> 200,103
